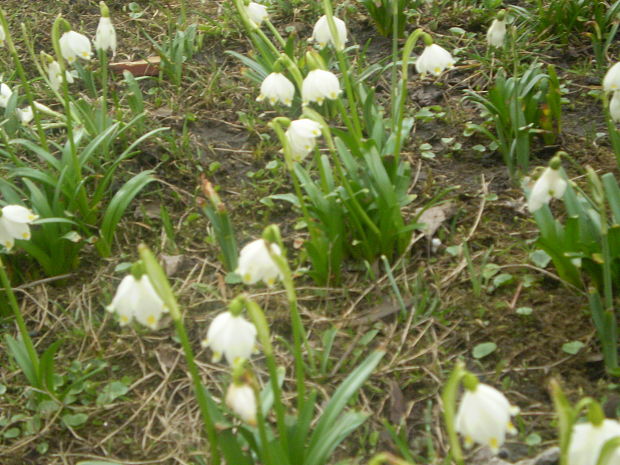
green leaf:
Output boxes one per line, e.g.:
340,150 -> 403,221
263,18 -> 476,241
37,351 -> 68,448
62,413 -> 89,428
562,340 -> 585,355
4,335 -> 39,387
472,342 -> 497,359
96,381 -> 130,406
530,249 -> 551,268
516,306 -> 533,315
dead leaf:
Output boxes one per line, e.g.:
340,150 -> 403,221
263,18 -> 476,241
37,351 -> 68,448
109,56 -> 161,76
161,254 -> 184,276
388,380 -> 406,424
416,202 -> 455,238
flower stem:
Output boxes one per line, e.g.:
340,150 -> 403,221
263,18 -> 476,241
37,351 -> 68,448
441,361 -> 466,465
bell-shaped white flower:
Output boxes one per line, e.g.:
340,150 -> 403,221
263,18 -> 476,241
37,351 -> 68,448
285,119 -> 322,161
487,19 -> 506,48
568,419 -> 620,465
0,205 -> 38,250
311,15 -> 348,50
528,165 -> 567,212
604,62 -> 620,92
610,91 -> 620,122
201,311 -> 257,365
59,31 -> 92,64
0,82 -> 13,108
257,72 -> 295,106
246,2 -> 268,27
302,69 -> 341,105
226,382 -> 257,425
415,43 -> 455,76
47,60 -> 76,92
16,106 -> 34,125
95,16 -> 117,55
236,238 -> 282,286
455,382 -> 518,453
106,274 -> 168,329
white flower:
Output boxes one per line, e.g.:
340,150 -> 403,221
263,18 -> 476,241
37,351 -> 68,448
0,205 -> 38,250
285,119 -> 322,161
604,62 -> 620,92
455,382 -> 518,453
226,383 -> 257,425
202,311 -> 257,365
487,19 -> 506,48
236,238 -> 282,286
610,91 -> 620,122
568,419 -> 620,465
415,43 -> 455,76
59,31 -> 92,64
47,60 -> 76,92
246,2 -> 268,27
95,16 -> 117,55
106,274 -> 168,329
257,72 -> 295,106
302,69 -> 341,105
16,106 -> 33,125
0,83 -> 12,108
0,25 -> 5,47
311,15 -> 348,50
528,165 -> 567,212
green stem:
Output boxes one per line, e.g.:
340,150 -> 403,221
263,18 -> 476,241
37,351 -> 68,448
322,0 -> 363,140
265,19 -> 286,48
244,298 -> 290,454
393,29 -> 428,165
138,244 -> 220,465
0,255 -> 40,379
0,9 -> 49,152
441,361 -> 466,465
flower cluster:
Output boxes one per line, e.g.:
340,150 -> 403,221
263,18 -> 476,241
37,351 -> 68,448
106,273 -> 168,329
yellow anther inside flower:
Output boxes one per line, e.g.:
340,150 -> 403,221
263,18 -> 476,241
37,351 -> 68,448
489,437 -> 499,450
147,315 -> 156,326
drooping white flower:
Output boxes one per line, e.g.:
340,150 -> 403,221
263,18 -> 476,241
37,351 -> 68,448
0,205 -> 38,250
610,91 -> 620,122
487,19 -> 506,48
0,83 -> 12,108
568,419 -> 620,465
246,2 -> 268,27
528,165 -> 567,212
285,118 -> 322,161
311,15 -> 348,50
236,238 -> 282,286
226,382 -> 257,425
257,72 -> 295,106
604,62 -> 620,92
455,382 -> 519,453
106,274 -> 168,329
201,311 -> 257,365
95,16 -> 117,55
47,60 -> 76,92
415,43 -> 455,76
302,69 -> 341,105
16,106 -> 34,125
0,25 -> 6,47
59,31 -> 92,64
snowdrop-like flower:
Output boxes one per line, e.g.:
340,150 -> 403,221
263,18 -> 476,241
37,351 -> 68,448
302,69 -> 341,105
604,62 -> 620,92
487,19 -> 506,48
528,164 -> 567,212
59,31 -> 92,64
0,83 -> 12,108
285,118 -> 322,161
0,205 -> 38,250
236,239 -> 282,286
415,43 -> 455,76
568,419 -> 620,465
257,72 -> 295,106
226,382 -> 257,425
16,106 -> 34,125
311,15 -> 348,50
201,311 -> 257,365
246,2 -> 268,27
0,25 -> 5,47
47,60 -> 76,92
456,382 -> 519,453
106,274 -> 168,329
95,12 -> 117,55
610,91 -> 620,122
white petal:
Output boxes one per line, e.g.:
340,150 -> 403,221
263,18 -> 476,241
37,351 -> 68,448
2,205 -> 37,223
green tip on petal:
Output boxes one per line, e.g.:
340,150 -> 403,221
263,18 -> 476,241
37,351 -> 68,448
462,372 -> 479,391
